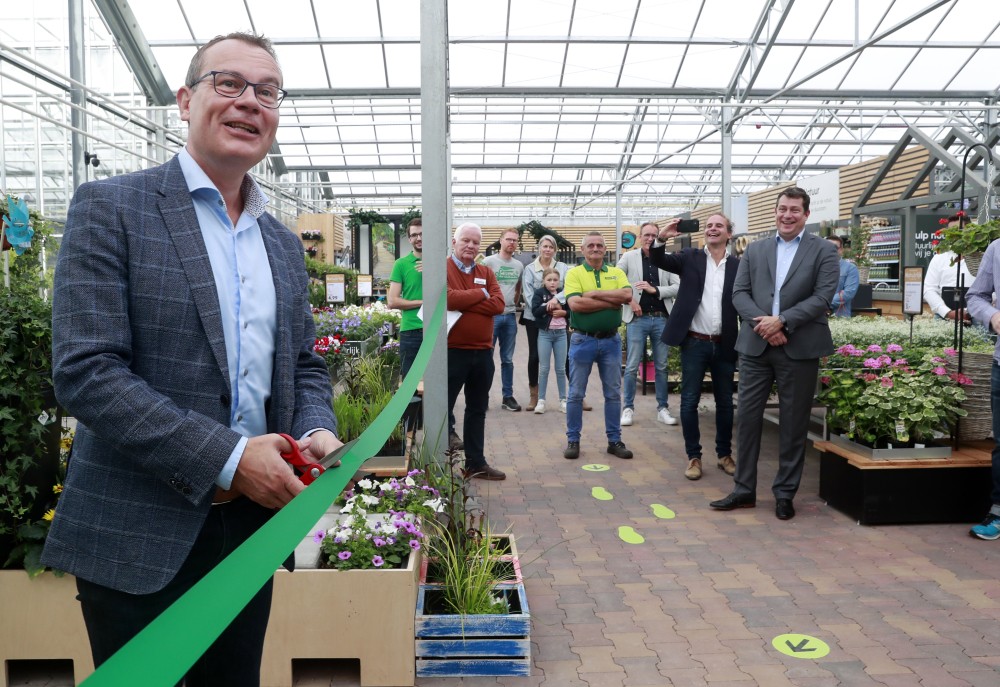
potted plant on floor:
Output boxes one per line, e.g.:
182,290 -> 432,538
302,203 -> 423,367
818,342 -> 971,458
413,451 -> 529,677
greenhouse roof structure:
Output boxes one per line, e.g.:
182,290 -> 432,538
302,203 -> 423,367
2,0 -> 998,223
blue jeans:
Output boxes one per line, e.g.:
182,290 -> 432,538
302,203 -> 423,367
492,312 -> 518,398
989,363 -> 1000,509
567,332 -> 622,444
537,328 -> 567,402
398,328 -> 423,380
622,315 -> 669,411
679,336 -> 736,460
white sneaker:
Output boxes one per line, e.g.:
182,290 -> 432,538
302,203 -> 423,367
621,407 -> 634,426
534,400 -> 546,414
657,408 -> 678,425
559,399 -> 567,413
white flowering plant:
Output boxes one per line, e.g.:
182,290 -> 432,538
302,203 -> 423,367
316,510 -> 426,571
314,301 -> 401,341
829,316 -> 994,353
337,469 -> 445,520
818,343 -> 970,447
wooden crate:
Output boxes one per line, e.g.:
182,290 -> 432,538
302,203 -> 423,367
414,583 -> 530,677
0,571 -> 94,687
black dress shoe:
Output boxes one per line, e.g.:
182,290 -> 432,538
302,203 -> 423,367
709,492 -> 756,510
564,442 -> 580,459
775,498 -> 795,520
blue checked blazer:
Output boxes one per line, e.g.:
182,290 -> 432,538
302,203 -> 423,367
41,156 -> 336,594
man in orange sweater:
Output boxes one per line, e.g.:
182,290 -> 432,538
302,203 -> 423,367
447,222 -> 508,480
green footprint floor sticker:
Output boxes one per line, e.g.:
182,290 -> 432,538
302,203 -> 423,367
592,486 -> 613,501
582,464 -> 610,472
618,525 -> 644,544
650,504 -> 676,519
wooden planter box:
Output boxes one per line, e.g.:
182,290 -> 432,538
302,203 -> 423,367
419,533 -> 523,587
414,583 -> 530,678
0,570 -> 94,687
261,513 -> 421,687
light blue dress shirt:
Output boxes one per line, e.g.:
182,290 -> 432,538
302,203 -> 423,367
772,233 -> 802,316
178,149 -> 277,490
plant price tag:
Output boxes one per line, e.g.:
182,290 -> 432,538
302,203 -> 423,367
895,419 -> 909,443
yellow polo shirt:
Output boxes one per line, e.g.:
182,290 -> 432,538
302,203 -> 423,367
564,262 -> 630,333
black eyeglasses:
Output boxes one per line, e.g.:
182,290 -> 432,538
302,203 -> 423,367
190,71 -> 287,109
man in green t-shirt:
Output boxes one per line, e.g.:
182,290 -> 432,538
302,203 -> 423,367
388,217 -> 424,378
563,231 -> 634,461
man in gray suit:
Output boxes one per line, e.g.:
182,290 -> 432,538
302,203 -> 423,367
43,33 -> 340,685
709,186 -> 838,520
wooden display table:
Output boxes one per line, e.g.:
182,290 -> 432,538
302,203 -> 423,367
815,439 -> 993,525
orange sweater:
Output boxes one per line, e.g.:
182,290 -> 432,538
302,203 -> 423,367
446,259 -> 505,349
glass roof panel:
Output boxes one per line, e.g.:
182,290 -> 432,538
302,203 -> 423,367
378,0 -> 421,37
879,1 -> 952,40
892,48 -> 976,91
690,0 -> 766,38
618,44 -> 686,88
384,44 -> 421,88
322,44 -> 386,88
312,1 -> 381,38
244,0 -> 316,39
277,45 -> 330,89
674,44 -> 742,89
504,44 -> 566,87
178,0 -> 250,41
562,43 -> 627,87
947,48 -> 999,90
839,47 -> 920,90
449,1 -> 508,37
450,44 -> 505,87
508,0 -> 573,36
569,0 -> 638,36
129,2 -> 190,40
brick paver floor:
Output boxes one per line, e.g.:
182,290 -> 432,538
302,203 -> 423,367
11,325 -> 1000,686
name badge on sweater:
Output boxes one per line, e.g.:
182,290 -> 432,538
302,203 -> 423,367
474,277 -> 486,285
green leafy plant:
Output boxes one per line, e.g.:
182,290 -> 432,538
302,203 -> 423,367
932,216 -> 1000,258
423,518 -> 513,615
843,224 -> 872,267
818,343 -> 969,447
1,195 -> 62,575
304,256 -> 359,307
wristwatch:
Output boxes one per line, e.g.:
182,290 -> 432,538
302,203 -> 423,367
778,314 -> 787,328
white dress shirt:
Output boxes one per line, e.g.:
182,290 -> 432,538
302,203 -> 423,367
690,247 -> 729,336
923,251 -> 975,318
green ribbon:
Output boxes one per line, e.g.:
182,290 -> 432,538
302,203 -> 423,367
80,294 -> 445,686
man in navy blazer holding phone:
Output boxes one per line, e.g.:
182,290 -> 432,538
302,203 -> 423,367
43,32 -> 340,686
709,186 -> 839,521
650,213 -> 740,481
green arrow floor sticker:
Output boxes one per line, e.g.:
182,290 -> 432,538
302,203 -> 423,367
650,504 -> 675,519
591,486 -> 613,501
617,525 -> 644,544
581,464 -> 610,471
771,633 -> 830,659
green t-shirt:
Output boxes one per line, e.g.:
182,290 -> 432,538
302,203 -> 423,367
564,262 -> 630,333
389,252 -> 423,332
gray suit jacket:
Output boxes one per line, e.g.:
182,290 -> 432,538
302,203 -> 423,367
732,231 -> 839,359
42,156 -> 336,594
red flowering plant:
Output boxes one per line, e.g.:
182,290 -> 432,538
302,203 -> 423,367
818,343 -> 970,448
314,332 -> 347,370
932,211 -> 1000,260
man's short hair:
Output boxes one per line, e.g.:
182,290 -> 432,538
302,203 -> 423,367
185,33 -> 280,88
639,222 -> 659,234
454,222 -> 482,242
826,235 -> 844,248
407,217 -> 422,235
707,212 -> 735,233
776,186 -> 811,213
948,212 -> 970,227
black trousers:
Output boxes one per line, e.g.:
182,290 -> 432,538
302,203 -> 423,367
524,319 -> 539,387
75,497 -> 274,687
447,347 -> 495,469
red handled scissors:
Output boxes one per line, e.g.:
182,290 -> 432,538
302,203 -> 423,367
278,433 -> 353,485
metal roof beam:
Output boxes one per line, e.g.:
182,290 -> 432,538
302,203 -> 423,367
93,0 -> 173,105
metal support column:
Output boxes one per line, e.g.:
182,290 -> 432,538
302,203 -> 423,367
721,105 -> 732,216
68,0 -> 87,190
615,183 -> 623,262
420,0 -> 452,457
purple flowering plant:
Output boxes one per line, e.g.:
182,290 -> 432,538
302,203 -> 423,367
318,509 -> 427,571
818,343 -> 970,447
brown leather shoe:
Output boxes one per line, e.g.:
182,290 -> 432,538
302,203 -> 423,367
717,455 -> 736,476
463,464 -> 506,481
684,458 -> 703,480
